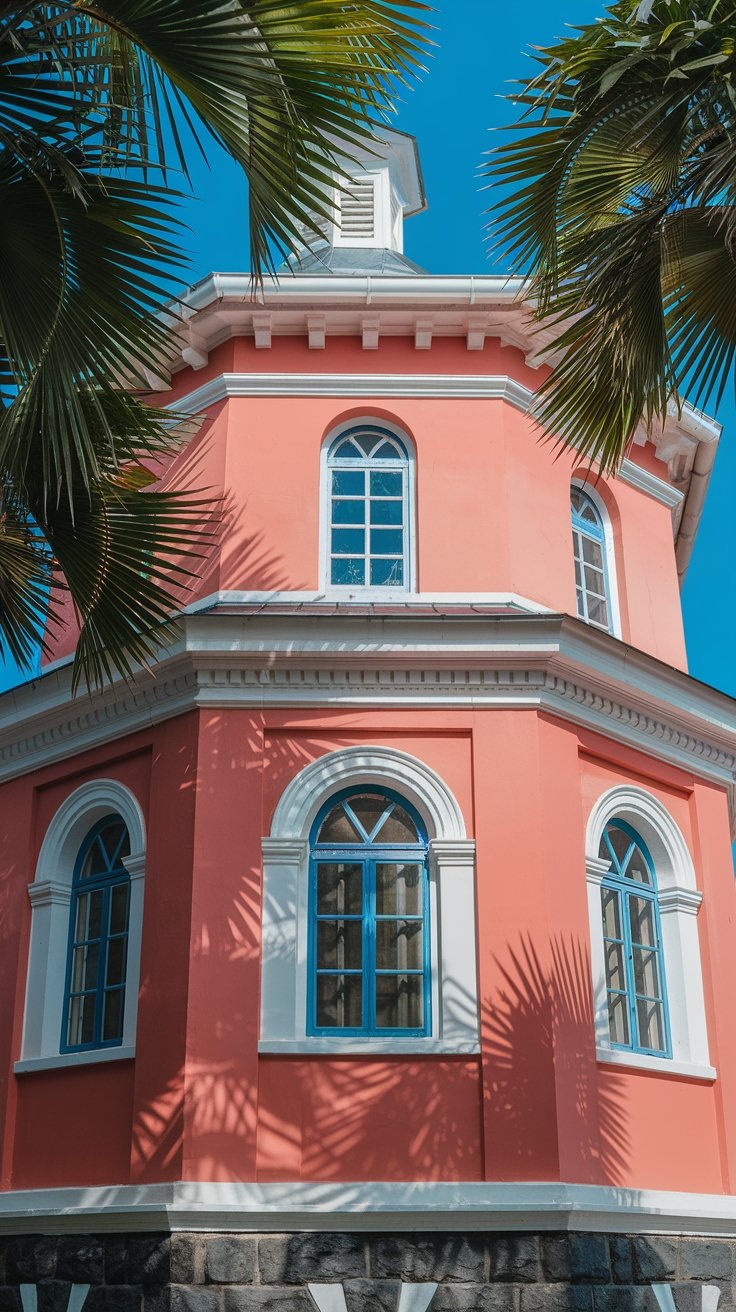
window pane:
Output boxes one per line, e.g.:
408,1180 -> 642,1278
100,821 -> 127,866
316,863 -> 363,915
607,991 -> 630,1046
370,470 -> 402,497
110,883 -> 130,935
317,920 -> 362,970
106,937 -> 128,987
584,564 -> 605,594
72,942 -> 99,993
67,994 -> 97,1048
605,825 -> 631,869
623,842 -> 652,885
332,499 -> 365,526
347,793 -> 391,839
373,804 -> 419,844
604,941 -> 626,992
633,946 -> 661,1000
80,837 -> 108,880
317,803 -> 362,845
629,895 -> 656,947
375,974 -> 423,1029
332,438 -> 364,459
316,974 -> 362,1028
576,588 -> 586,619
74,892 -> 90,941
332,528 -> 365,555
370,558 -> 403,586
601,887 -> 622,939
582,536 -> 604,568
376,863 -> 422,916
370,528 -> 404,556
637,996 -> 666,1052
372,440 -> 402,460
332,557 -> 365,586
587,595 -> 609,628
376,920 -> 423,970
332,470 -> 364,496
370,499 -> 403,526
102,989 -> 125,1043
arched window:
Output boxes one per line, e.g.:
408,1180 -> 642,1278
326,424 -> 411,590
571,485 -> 613,632
309,788 -> 429,1036
599,819 -> 670,1057
62,815 -> 132,1053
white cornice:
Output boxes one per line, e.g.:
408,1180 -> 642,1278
1,616 -> 735,816
4,1178 -> 736,1236
617,460 -> 685,510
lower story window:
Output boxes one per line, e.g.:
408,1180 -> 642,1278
308,788 -> 430,1037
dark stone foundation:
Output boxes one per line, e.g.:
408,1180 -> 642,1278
0,1232 -> 733,1310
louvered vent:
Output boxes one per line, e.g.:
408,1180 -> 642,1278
339,179 -> 375,240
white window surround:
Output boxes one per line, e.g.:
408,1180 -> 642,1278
15,779 -> 146,1075
571,477 -> 623,639
585,784 -> 714,1081
319,415 -> 418,599
259,745 -> 479,1054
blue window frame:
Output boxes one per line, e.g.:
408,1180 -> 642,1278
328,425 -> 410,589
571,486 -> 612,632
61,814 -> 131,1053
599,819 -> 671,1057
308,787 -> 430,1036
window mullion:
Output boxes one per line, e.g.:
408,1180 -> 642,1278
623,889 -> 639,1049
366,858 -> 376,1034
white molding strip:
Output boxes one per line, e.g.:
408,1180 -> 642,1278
5,1180 -> 736,1236
183,590 -> 554,615
596,1048 -> 716,1082
618,460 -> 685,510
14,1046 -> 136,1076
171,371 -> 535,414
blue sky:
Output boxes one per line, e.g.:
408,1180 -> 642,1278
5,1 -> 733,696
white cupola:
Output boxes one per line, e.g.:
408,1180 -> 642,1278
286,128 -> 427,275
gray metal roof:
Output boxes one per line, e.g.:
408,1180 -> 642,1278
278,244 -> 427,276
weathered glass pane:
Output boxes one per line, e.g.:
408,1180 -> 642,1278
316,974 -> 362,1028
637,996 -> 666,1052
316,863 -> 363,915
376,920 -> 423,971
370,528 -> 403,556
370,499 -> 402,525
375,974 -> 423,1029
370,470 -> 402,497
601,887 -> 622,938
607,991 -> 630,1045
102,988 -> 125,1042
584,564 -> 605,593
633,946 -> 661,1000
372,440 -> 402,461
624,842 -> 651,885
582,536 -> 604,569
80,837 -> 108,880
374,804 -> 419,844
331,557 -> 365,585
317,920 -> 362,970
332,470 -> 364,496
347,794 -> 390,839
106,937 -> 128,987
332,437 -> 364,459
605,825 -> 632,870
604,941 -> 626,992
586,595 -> 609,628
110,883 -> 130,936
332,499 -> 365,525
376,864 -> 422,916
629,895 -> 656,947
370,558 -> 403,586
332,528 -> 365,555
68,994 -> 96,1048
318,805 -> 362,844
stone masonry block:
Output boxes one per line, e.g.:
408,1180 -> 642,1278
7,1236 -> 57,1283
84,1287 -> 143,1312
489,1235 -> 542,1283
520,1287 -> 594,1312
0,1291 -> 21,1312
104,1237 -> 129,1285
204,1237 -> 257,1286
680,1240 -> 734,1281
541,1236 -> 571,1283
369,1235 -> 486,1283
56,1236 -> 105,1284
593,1287 -> 659,1312
36,1283 -> 76,1312
431,1285 -> 517,1311
258,1235 -> 365,1285
343,1278 -> 402,1312
569,1236 -> 610,1284
169,1289 -> 222,1312
631,1238 -> 678,1284
128,1237 -> 172,1285
609,1239 -> 633,1285
171,1237 -> 206,1286
223,1290 -> 315,1312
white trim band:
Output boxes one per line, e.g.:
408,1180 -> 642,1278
5,1180 -> 736,1235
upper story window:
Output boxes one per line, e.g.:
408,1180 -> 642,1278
309,787 -> 430,1037
62,815 -> 132,1053
326,424 -> 411,591
571,485 -> 613,633
599,819 -> 670,1058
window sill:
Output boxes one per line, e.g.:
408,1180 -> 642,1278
596,1047 -> 716,1081
258,1039 -> 480,1056
14,1046 -> 136,1075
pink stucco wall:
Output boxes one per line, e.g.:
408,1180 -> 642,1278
2,706 -> 734,1196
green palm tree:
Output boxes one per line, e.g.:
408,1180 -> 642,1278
1,1 -> 429,689
486,0 -> 736,473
